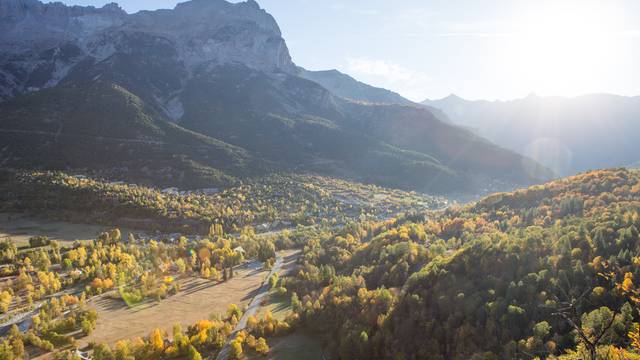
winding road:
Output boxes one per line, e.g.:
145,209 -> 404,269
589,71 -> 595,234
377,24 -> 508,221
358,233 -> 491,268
215,254 -> 285,360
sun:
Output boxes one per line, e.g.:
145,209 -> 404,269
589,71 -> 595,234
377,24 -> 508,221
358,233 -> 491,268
504,1 -> 626,97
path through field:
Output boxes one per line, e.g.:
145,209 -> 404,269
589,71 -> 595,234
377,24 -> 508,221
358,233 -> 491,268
79,261 -> 269,347
215,250 -> 299,360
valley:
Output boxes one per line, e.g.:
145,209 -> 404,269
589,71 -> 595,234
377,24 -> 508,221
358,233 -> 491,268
1,0 -> 640,359
3,166 -> 640,359
423,94 -> 640,176
0,168 -> 445,359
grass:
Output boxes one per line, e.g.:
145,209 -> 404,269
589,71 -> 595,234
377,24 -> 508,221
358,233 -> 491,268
257,295 -> 291,322
78,264 -> 269,347
246,331 -> 324,360
0,212 -> 140,248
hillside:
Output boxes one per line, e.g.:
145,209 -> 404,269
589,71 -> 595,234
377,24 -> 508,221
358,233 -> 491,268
297,67 -> 451,122
0,80 -> 254,188
296,68 -> 413,106
0,169 -> 445,234
285,168 -> 640,359
423,94 -> 640,176
0,0 -> 551,194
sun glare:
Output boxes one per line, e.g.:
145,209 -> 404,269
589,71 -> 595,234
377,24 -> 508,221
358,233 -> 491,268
505,1 -> 626,96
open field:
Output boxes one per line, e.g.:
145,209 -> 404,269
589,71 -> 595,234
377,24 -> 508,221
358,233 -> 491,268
215,250 -> 300,360
254,249 -> 300,321
257,295 -> 291,322
246,332 -> 324,360
80,264 -> 268,347
80,250 -> 299,348
0,212 -> 141,247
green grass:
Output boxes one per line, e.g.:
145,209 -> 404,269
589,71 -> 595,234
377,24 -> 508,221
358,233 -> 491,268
258,294 -> 291,322
247,331 -> 324,360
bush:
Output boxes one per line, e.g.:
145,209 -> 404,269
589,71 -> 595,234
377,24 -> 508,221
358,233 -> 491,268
29,236 -> 50,248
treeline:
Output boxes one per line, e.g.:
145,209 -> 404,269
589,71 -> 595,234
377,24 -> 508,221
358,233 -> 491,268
285,169 -> 640,359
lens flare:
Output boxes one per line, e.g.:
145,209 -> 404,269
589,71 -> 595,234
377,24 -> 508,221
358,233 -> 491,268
523,137 -> 573,176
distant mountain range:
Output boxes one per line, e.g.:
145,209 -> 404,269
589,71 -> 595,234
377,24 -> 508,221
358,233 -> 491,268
0,0 -> 551,193
424,94 -> 640,176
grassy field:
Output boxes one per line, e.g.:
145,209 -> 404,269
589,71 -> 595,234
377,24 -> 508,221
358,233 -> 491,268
255,249 -> 300,321
246,332 -> 324,360
257,296 -> 292,322
0,212 -> 141,247
79,262 -> 269,347
244,249 -> 325,360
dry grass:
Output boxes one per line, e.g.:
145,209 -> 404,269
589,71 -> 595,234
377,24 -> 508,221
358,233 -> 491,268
79,261 -> 271,347
0,213 -> 141,247
254,250 -> 300,322
246,332 -> 324,360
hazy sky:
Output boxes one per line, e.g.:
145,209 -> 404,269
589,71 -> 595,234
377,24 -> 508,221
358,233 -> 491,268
54,0 -> 640,101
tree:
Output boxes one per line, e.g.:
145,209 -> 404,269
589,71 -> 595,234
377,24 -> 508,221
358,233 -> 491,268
230,338 -> 243,359
227,303 -> 242,319
93,343 -> 115,360
149,328 -> 164,353
187,345 -> 202,360
257,240 -> 276,263
81,319 -> 94,335
176,258 -> 187,274
552,294 -> 619,360
255,337 -> 269,355
29,236 -> 50,248
0,291 -> 12,313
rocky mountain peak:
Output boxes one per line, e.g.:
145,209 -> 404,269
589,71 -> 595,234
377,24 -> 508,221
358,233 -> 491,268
0,0 -> 126,47
0,0 -> 295,102
126,0 -> 294,73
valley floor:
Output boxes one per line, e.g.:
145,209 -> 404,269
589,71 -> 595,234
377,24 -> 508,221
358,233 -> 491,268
0,213 -> 142,247
76,253 -> 297,348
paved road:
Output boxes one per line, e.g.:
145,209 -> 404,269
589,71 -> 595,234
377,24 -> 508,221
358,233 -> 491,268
0,286 -> 83,336
215,254 -> 284,360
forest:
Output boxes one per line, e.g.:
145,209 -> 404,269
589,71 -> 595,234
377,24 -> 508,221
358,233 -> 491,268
0,169 -> 443,234
283,168 -> 640,359
1,168 -> 640,359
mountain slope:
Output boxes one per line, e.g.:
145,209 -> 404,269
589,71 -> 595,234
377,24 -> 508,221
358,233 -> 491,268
0,79 -> 255,188
0,0 -> 551,194
297,67 -> 451,122
297,67 -> 413,105
286,168 -> 640,359
175,65 -> 551,191
424,93 -> 640,176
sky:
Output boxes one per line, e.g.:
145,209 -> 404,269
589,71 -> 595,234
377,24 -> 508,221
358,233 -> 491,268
53,0 -> 640,101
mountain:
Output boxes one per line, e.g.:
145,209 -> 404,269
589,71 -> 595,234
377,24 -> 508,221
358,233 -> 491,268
0,79 -> 255,188
297,67 -> 451,122
0,0 -> 551,194
297,67 -> 412,105
423,93 -> 640,176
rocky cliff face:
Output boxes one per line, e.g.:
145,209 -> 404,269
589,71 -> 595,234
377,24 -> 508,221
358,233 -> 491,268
0,0 -> 294,102
0,0 -> 126,46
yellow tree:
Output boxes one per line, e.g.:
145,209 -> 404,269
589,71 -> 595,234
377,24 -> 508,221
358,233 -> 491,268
149,328 -> 165,353
255,337 -> 270,355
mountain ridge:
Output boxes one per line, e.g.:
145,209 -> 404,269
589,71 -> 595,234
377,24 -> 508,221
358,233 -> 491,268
423,93 -> 640,176
0,0 -> 552,194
